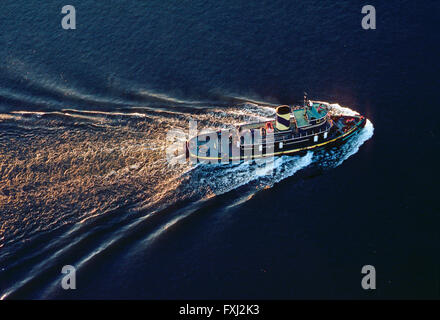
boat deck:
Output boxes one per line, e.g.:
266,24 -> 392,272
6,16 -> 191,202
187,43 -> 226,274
308,103 -> 326,119
239,103 -> 328,131
293,109 -> 309,127
293,103 -> 327,127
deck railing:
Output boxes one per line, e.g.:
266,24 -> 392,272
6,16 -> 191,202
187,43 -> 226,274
241,119 -> 333,147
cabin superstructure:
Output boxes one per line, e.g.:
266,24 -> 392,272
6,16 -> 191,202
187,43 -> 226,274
237,102 -> 332,143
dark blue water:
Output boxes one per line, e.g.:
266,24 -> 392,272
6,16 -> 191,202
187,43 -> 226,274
0,0 -> 439,299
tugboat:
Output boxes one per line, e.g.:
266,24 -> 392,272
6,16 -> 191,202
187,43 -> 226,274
186,100 -> 366,163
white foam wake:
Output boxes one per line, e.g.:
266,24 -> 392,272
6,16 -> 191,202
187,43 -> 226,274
184,152 -> 314,199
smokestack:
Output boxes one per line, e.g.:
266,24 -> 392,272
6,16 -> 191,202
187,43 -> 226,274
275,105 -> 291,131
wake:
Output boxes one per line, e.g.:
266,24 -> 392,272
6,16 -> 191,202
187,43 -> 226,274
0,99 -> 373,299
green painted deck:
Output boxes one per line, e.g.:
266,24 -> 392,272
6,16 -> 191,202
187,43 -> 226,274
293,104 -> 328,127
293,109 -> 309,127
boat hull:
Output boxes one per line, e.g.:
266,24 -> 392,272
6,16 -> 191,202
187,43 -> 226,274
186,115 -> 366,163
